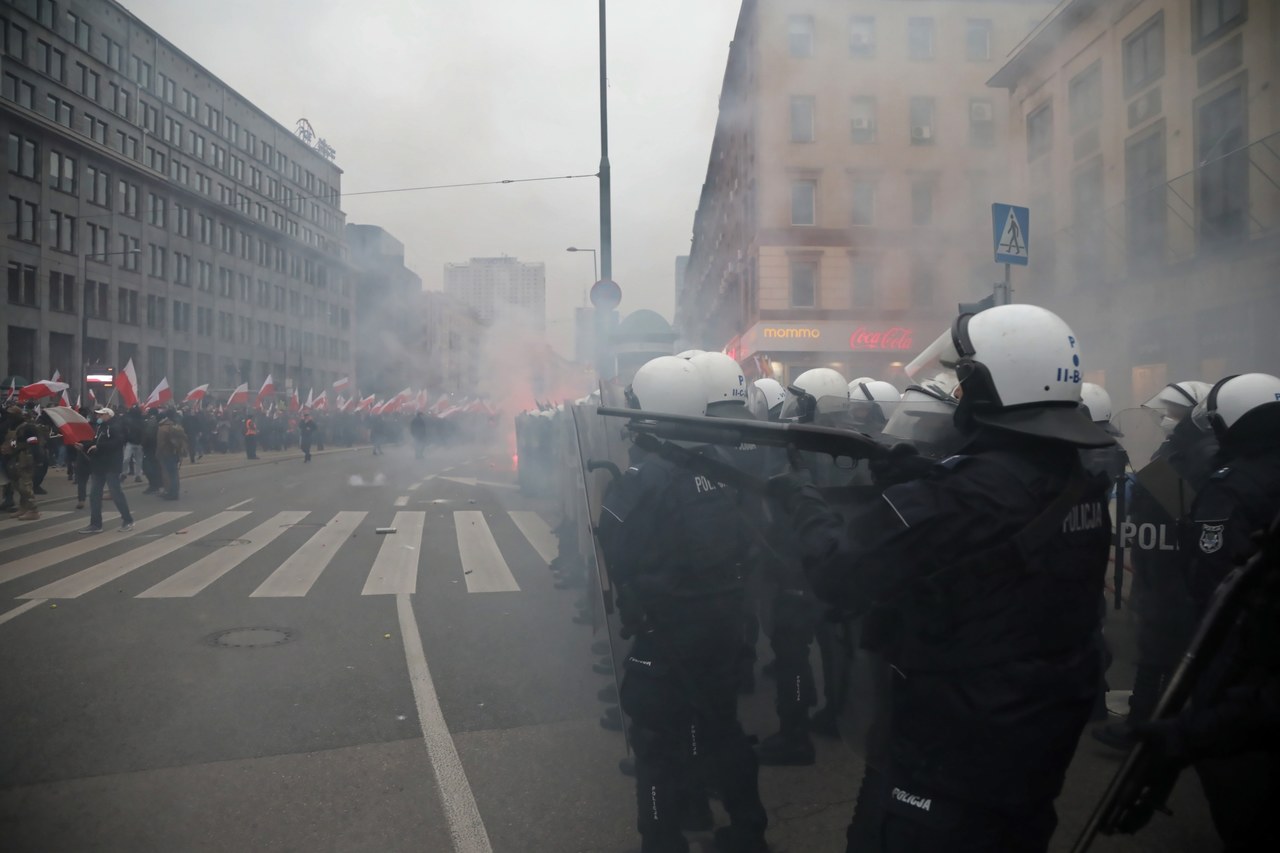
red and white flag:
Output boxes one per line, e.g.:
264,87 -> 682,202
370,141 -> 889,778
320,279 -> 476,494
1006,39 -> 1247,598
356,394 -> 376,413
342,395 -> 358,413
332,376 -> 351,394
18,379 -> 70,402
117,358 -> 139,408
255,374 -> 275,410
289,388 -> 300,413
313,390 -> 328,412
432,393 -> 451,414
184,383 -> 210,404
304,388 -> 314,409
45,406 -> 96,444
226,382 -> 250,407
50,370 -> 61,383
416,390 -> 428,412
143,377 -> 172,410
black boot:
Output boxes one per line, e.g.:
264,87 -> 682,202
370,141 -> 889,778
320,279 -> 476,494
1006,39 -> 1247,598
809,705 -> 840,739
756,719 -> 815,767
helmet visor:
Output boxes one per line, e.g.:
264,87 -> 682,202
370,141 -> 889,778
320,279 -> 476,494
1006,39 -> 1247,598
881,390 -> 966,459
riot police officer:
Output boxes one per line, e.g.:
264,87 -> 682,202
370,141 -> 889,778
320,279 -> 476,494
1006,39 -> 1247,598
598,355 -> 769,853
771,304 -> 1114,852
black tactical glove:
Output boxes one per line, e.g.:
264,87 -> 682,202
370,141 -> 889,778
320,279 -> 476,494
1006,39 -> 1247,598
868,443 -> 936,488
765,467 -> 813,515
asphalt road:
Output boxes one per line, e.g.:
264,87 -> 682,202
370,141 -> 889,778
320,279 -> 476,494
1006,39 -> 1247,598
0,443 -> 1220,852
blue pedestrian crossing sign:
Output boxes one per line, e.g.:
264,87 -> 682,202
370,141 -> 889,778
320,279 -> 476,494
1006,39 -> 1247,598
992,203 -> 1030,266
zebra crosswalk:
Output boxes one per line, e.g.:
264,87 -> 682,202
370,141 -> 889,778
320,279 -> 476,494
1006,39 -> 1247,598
0,505 -> 550,603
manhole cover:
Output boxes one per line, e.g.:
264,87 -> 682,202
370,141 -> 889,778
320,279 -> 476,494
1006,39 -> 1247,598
192,538 -> 252,548
206,627 -> 295,648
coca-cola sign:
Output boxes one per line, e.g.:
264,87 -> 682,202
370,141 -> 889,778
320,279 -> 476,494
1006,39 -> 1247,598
848,326 -> 914,351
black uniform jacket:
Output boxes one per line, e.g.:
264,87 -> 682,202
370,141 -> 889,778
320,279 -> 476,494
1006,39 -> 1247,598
789,432 -> 1112,807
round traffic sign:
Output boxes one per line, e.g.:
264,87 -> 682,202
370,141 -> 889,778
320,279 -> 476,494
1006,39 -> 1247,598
590,279 -> 621,310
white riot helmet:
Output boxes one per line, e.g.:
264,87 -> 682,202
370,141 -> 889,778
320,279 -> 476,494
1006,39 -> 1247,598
1143,381 -> 1213,433
750,378 -> 786,421
848,380 -> 900,404
782,367 -> 850,423
951,304 -> 1112,447
1079,382 -> 1113,424
627,356 -> 707,418
1192,373 -> 1280,446
675,349 -> 706,360
689,352 -> 748,409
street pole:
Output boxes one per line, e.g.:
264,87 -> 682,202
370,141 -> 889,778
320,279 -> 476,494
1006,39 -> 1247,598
595,0 -> 614,380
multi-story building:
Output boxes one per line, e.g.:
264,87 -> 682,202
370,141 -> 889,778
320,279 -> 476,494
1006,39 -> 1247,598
2,0 -> 353,401
989,0 -> 1279,408
443,256 -> 546,330
346,223 -> 422,397
420,290 -> 483,395
677,0 -> 1052,384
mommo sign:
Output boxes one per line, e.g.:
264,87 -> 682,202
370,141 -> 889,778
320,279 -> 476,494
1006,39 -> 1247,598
739,321 -> 915,354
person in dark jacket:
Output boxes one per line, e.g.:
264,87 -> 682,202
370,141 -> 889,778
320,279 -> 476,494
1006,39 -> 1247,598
299,412 -> 316,462
409,412 -> 428,459
80,407 -> 135,533
770,305 -> 1115,853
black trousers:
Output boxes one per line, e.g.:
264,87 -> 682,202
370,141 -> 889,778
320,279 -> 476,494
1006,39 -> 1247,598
769,587 -> 820,730
620,610 -> 766,853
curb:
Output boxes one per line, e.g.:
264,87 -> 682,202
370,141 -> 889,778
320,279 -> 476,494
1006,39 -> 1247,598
30,445 -> 369,509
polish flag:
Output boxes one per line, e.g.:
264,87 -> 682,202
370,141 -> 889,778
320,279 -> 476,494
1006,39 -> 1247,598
142,377 -> 172,410
416,390 -> 428,412
304,388 -> 314,409
60,387 -> 72,407
356,394 -> 376,413
255,374 -> 275,410
332,376 -> 351,394
432,393 -> 451,413
313,390 -> 328,412
19,379 -> 70,402
45,406 -> 97,444
117,358 -> 139,408
50,369 -> 61,383
343,394 -> 358,413
226,382 -> 250,407
184,383 -> 210,404
289,388 -> 300,413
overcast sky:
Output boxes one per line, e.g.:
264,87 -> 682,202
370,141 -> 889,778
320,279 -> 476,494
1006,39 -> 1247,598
121,0 -> 742,357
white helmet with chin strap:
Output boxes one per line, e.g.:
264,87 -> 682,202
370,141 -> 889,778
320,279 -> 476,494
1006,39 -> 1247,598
783,367 -> 850,422
849,379 -> 900,404
950,304 -> 1113,447
689,352 -> 748,409
752,378 -> 785,410
1143,381 -> 1213,433
1192,373 -> 1280,445
675,349 -> 706,360
1080,382 -> 1113,424
627,356 -> 708,418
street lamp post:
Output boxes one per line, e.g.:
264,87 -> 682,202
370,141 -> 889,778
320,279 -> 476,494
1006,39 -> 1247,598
566,246 -> 597,300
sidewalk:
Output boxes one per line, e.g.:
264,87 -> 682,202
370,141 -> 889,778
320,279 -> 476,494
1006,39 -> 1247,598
23,445 -> 365,511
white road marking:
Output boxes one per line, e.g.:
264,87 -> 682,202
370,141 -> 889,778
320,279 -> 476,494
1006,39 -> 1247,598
0,513 -> 117,555
396,594 -> 493,853
0,600 -> 44,627
438,477 -> 518,491
137,511 -> 310,598
0,513 -> 182,586
507,511 -> 557,564
20,512 -> 247,599
226,498 -> 254,510
0,511 -> 71,535
362,512 -> 425,595
394,495 -> 409,507
454,511 -> 520,593
250,511 -> 366,597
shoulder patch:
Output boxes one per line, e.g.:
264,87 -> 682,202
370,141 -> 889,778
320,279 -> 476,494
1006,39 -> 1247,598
1197,521 -> 1227,554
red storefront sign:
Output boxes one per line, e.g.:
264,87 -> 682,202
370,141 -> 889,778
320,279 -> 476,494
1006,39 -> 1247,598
848,326 -> 914,351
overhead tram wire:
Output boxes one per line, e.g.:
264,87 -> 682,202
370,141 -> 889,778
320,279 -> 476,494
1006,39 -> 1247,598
1,170 -> 600,229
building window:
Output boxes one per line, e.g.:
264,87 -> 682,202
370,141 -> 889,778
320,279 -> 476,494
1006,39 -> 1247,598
910,263 -> 936,306
791,179 -> 816,226
909,97 -> 935,144
852,260 -> 875,308
118,288 -> 138,325
966,19 -> 992,61
851,179 -> 876,226
849,16 -> 875,57
35,39 -> 65,82
790,96 -> 815,143
116,131 -> 138,160
35,0 -> 56,28
4,20 -> 27,60
48,270 -> 76,313
1069,63 -> 1103,132
1196,86 -> 1248,244
788,15 -> 814,57
86,223 -> 109,260
149,243 -> 167,279
789,258 -> 818,307
968,100 -> 996,147
8,133 -> 39,180
7,262 -> 38,306
1123,14 -> 1164,95
146,295 -> 165,330
908,18 -> 934,60
46,95 -> 73,127
851,97 -> 876,143
147,193 -> 167,227
1073,157 -> 1105,283
49,211 -> 76,253
118,180 -> 138,217
1027,103 -> 1053,160
3,72 -> 36,109
66,12 -> 92,50
85,280 -> 110,319
119,235 -> 139,270
1194,0 -> 1247,48
910,181 -> 934,226
1126,125 -> 1167,269
86,166 -> 110,206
